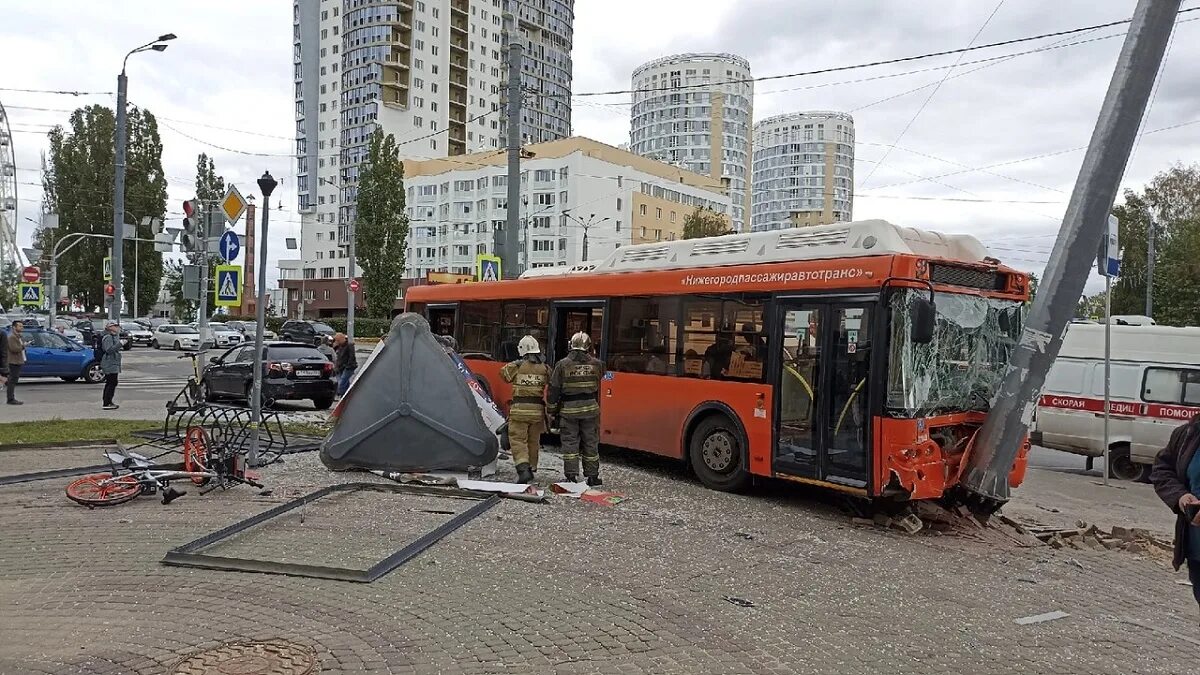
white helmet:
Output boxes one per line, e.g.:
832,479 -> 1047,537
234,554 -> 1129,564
568,331 -> 592,352
517,335 -> 541,356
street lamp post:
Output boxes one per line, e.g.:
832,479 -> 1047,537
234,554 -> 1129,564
248,171 -> 277,468
563,211 -> 611,262
111,32 -> 174,321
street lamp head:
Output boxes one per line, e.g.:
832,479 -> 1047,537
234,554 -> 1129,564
157,33 -> 177,41
258,171 -> 278,198
150,44 -> 168,52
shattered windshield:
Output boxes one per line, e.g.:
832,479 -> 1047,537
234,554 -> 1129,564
886,289 -> 1022,417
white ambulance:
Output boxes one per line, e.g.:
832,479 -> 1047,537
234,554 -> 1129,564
1031,323 -> 1200,480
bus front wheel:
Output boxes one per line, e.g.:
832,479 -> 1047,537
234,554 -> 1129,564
688,414 -> 750,492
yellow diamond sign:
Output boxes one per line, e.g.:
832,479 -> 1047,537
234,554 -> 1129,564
220,184 -> 248,225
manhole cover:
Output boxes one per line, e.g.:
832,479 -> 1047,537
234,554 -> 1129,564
173,639 -> 319,675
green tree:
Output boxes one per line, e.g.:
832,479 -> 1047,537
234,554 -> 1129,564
682,207 -> 732,239
162,259 -> 195,320
354,129 -> 410,319
1025,272 -> 1039,309
0,261 -> 18,309
1111,164 -> 1200,325
37,104 -> 166,314
191,152 -> 226,308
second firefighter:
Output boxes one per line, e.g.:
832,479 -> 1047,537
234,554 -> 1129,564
549,331 -> 605,486
500,335 -> 551,484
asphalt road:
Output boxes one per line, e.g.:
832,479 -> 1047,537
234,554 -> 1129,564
0,343 -> 370,422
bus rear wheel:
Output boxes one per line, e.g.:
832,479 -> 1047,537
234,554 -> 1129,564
688,414 -> 750,492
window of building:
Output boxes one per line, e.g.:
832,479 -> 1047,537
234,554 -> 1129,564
670,211 -> 677,223
533,240 -> 554,251
639,204 -> 647,216
680,296 -> 769,381
535,193 -> 555,206
656,207 -> 662,219
606,297 -> 680,375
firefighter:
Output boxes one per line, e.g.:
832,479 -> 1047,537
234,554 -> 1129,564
500,335 -> 550,484
548,331 -> 604,486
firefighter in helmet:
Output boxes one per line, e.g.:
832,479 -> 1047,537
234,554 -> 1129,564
548,331 -> 605,486
500,335 -> 550,484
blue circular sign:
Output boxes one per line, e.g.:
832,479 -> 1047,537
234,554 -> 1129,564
218,230 -> 241,262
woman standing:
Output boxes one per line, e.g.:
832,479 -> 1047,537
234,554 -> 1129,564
1150,416 -> 1200,622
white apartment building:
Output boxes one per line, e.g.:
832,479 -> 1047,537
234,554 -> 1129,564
289,0 -> 573,287
751,111 -> 855,231
629,53 -> 754,232
401,137 -> 731,276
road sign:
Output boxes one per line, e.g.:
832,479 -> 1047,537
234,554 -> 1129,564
1097,214 -> 1121,278
102,256 -> 112,281
21,266 -> 40,283
214,264 -> 242,307
221,185 -> 248,225
476,254 -> 502,282
349,279 -> 361,292
17,283 -> 41,306
218,230 -> 241,262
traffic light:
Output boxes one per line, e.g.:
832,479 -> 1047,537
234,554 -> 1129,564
104,283 -> 115,305
181,199 -> 200,252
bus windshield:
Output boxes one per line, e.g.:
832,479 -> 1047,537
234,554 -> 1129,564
886,289 -> 1023,417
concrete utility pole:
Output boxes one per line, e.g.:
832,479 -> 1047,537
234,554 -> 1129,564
248,171 -> 277,468
346,218 -> 357,338
500,19 -> 524,279
961,0 -> 1181,508
1146,212 -> 1155,317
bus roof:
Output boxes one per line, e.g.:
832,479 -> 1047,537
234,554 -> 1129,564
519,219 -> 989,279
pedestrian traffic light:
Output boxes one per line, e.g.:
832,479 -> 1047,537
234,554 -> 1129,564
104,283 -> 115,296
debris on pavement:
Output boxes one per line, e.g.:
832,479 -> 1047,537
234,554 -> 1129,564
724,596 -> 757,608
1014,610 -> 1070,626
457,479 -> 546,503
551,481 -> 589,497
579,490 -> 628,507
1021,520 -> 1173,559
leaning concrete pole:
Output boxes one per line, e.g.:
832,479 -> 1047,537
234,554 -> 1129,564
961,0 -> 1181,507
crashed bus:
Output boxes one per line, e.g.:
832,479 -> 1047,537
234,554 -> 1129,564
404,219 -> 1032,502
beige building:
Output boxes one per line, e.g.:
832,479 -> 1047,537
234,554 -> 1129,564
629,53 -> 753,232
402,136 -> 731,276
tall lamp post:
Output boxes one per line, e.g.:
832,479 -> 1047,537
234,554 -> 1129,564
248,171 -> 277,468
111,32 -> 175,320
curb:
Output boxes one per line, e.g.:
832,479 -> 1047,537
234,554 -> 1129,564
1,439 -> 120,451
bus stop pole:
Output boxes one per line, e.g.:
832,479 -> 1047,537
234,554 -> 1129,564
1103,275 -> 1112,486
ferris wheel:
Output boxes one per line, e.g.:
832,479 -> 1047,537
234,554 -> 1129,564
0,98 -> 18,269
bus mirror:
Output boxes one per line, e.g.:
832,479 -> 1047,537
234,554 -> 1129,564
910,298 -> 936,344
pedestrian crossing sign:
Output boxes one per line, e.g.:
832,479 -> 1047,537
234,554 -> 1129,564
214,264 -> 242,307
476,254 -> 502,282
17,283 -> 41,306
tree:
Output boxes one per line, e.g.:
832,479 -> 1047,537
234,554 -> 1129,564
1024,272 -> 1039,310
191,153 -> 226,308
37,104 -> 166,314
1110,164 -> 1200,325
354,129 -> 410,319
0,261 -> 18,310
162,259 -> 195,320
682,207 -> 732,239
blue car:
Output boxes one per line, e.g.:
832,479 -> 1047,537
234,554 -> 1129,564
2,327 -> 105,384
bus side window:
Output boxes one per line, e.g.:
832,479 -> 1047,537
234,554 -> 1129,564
428,306 -> 457,339
459,302 -> 502,358
607,297 -> 679,375
499,302 -> 549,361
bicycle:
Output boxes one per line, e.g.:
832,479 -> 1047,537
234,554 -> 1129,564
65,428 -> 263,508
167,351 -> 206,411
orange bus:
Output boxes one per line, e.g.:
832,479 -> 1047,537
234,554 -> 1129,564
404,220 -> 1032,501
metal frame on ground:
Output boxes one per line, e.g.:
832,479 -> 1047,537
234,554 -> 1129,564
161,482 -> 500,582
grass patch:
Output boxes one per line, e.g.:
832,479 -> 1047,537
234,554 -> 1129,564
282,421 -> 333,438
0,419 -> 159,445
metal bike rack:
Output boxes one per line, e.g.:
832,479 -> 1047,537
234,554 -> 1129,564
161,482 -> 499,582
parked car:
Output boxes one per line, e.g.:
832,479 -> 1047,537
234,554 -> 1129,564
201,341 -> 335,409
52,319 -> 85,343
225,320 -> 277,341
4,314 -> 43,330
0,327 -> 104,383
153,324 -> 202,351
74,319 -> 132,350
120,321 -> 155,347
280,319 -> 336,346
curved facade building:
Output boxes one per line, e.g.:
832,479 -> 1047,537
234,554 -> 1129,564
630,53 -> 753,231
750,111 -> 854,232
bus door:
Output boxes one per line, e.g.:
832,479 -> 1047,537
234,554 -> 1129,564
549,301 -> 606,364
773,300 -> 874,489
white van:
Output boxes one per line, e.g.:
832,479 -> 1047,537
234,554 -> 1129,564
1031,323 -> 1200,480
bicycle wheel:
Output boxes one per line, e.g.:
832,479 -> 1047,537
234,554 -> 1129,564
65,473 -> 143,507
183,427 -> 212,486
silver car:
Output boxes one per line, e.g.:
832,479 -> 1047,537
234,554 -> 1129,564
154,324 -> 201,351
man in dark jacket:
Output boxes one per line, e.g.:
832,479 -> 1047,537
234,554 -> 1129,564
332,332 -> 358,398
1149,416 -> 1200,620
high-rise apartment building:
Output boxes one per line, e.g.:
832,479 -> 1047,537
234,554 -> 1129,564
290,0 -> 573,288
629,53 -> 753,232
750,111 -> 854,231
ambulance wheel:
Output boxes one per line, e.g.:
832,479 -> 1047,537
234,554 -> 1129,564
1107,444 -> 1140,481
688,414 -> 750,493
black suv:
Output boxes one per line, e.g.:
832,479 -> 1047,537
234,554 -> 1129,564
279,320 -> 336,346
73,319 -> 132,350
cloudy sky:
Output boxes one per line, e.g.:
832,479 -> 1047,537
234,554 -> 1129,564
2,0 -> 1198,291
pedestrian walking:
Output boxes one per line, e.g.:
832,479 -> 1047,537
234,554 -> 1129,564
99,320 -> 123,410
500,335 -> 550,484
548,331 -> 604,486
1150,416 -> 1200,624
332,332 -> 358,398
5,320 -> 26,405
